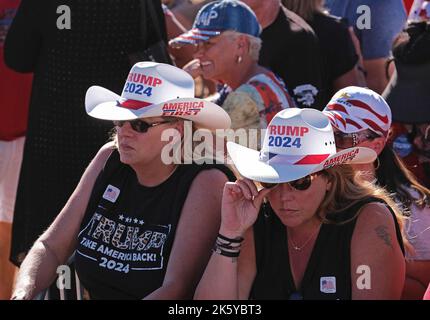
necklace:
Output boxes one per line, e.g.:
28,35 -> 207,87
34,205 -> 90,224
288,223 -> 322,251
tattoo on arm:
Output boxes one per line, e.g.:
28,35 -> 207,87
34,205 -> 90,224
374,225 -> 393,249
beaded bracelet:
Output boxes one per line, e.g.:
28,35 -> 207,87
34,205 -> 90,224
212,246 -> 240,258
212,233 -> 244,258
217,233 -> 244,243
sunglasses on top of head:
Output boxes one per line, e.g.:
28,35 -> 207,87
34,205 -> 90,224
113,119 -> 175,133
333,130 -> 381,149
259,172 -> 322,191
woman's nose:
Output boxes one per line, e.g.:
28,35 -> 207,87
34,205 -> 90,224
278,183 -> 295,200
193,46 -> 205,59
117,121 -> 135,137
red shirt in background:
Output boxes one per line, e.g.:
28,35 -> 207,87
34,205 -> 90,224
0,0 -> 32,141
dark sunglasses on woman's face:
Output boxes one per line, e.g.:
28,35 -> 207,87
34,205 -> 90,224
260,173 -> 319,191
113,119 -> 173,133
333,130 -> 381,149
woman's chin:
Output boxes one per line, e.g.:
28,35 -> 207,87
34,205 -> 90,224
119,152 -> 135,165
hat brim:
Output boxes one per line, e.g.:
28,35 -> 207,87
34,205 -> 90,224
85,86 -> 231,130
227,141 -> 377,183
169,28 -> 221,47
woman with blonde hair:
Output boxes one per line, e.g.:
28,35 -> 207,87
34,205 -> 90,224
12,62 -> 235,300
326,85 -> 430,299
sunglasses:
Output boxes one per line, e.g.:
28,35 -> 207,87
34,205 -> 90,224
333,130 -> 381,149
113,119 -> 174,133
260,173 -> 320,191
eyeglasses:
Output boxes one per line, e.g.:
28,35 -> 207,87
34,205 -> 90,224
333,130 -> 381,149
113,119 -> 174,133
260,173 -> 320,191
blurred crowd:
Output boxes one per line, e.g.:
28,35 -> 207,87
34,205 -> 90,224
1,0 -> 430,300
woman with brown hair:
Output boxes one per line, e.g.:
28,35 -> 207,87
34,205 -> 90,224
325,85 -> 430,299
194,108 -> 406,300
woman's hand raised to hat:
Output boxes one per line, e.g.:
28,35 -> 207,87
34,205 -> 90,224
219,179 -> 272,238
182,59 -> 203,79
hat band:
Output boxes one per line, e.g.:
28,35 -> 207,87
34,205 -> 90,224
174,28 -> 222,44
259,152 -> 330,165
118,99 -> 152,110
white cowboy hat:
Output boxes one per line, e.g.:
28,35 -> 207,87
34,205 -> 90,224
227,108 -> 377,183
85,61 -> 231,130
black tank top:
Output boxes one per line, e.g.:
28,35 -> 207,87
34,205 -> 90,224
250,197 -> 404,300
75,150 -> 235,299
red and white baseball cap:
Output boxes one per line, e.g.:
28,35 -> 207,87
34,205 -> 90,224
408,0 -> 430,23
227,108 -> 376,184
323,86 -> 392,137
85,62 -> 231,130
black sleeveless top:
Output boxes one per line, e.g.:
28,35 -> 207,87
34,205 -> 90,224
250,197 -> 404,300
75,150 -> 235,299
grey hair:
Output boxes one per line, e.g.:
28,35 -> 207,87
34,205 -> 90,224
224,30 -> 262,61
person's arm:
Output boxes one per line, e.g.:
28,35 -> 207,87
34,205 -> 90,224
11,143 -> 115,300
333,67 -> 361,92
194,179 -> 270,300
4,0 -> 44,72
347,26 -> 367,87
164,6 -> 196,69
362,59 -> 391,94
403,260 -> 430,299
143,169 -> 229,299
182,59 -> 203,79
358,0 -> 406,93
351,202 -> 405,299
331,20 -> 363,91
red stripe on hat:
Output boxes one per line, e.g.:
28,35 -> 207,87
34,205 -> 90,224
333,113 -> 346,128
326,103 -> 349,114
294,154 -> 330,165
362,118 -> 387,136
325,112 -> 336,124
345,118 -> 363,130
347,99 -> 389,124
119,99 -> 152,110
